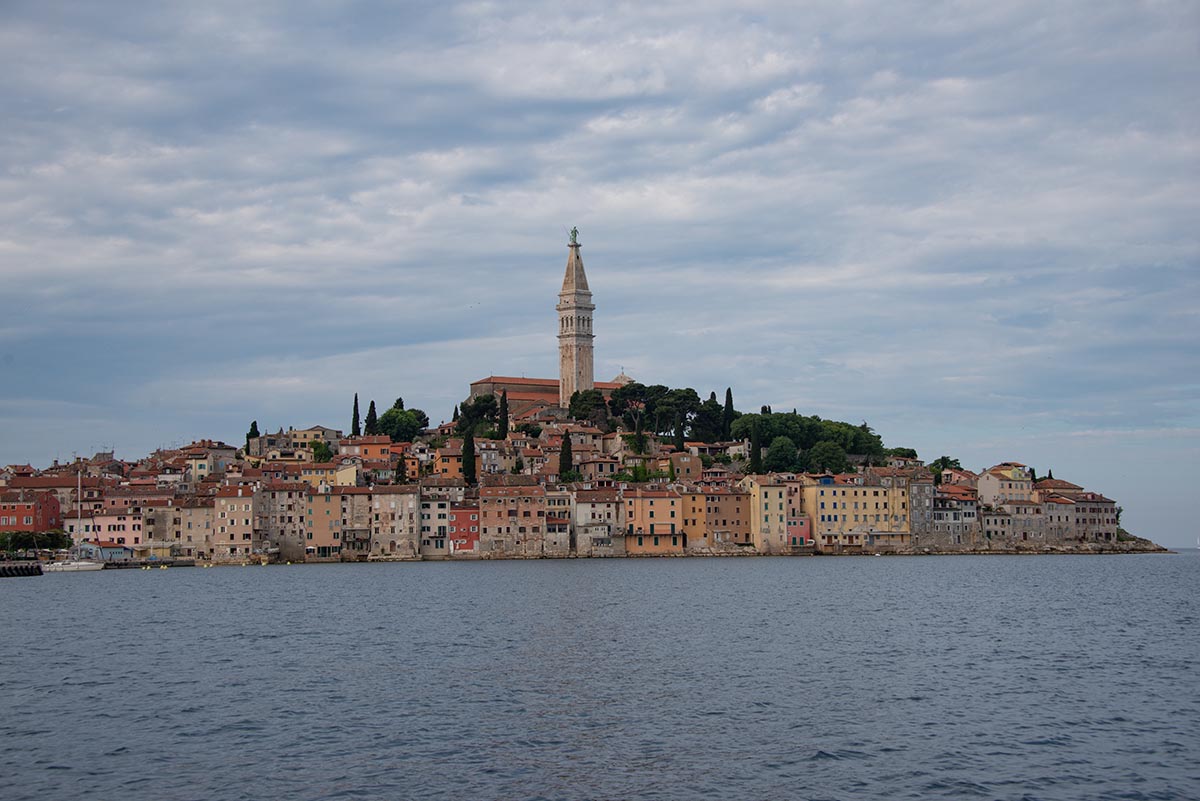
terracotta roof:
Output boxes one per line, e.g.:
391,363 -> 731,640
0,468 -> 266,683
474,376 -> 622,390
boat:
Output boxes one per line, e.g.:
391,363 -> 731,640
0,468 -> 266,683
43,559 -> 105,572
45,467 -> 106,573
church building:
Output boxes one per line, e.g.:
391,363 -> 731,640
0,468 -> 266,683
469,230 -> 632,417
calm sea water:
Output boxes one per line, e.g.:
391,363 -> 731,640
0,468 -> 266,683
3,553 -> 1199,801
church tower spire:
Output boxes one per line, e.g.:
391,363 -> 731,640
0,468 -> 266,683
558,227 -> 594,407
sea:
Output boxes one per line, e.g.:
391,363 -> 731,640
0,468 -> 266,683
3,552 -> 1198,801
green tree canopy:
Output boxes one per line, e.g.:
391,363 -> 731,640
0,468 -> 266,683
246,420 -> 259,451
722,387 -> 736,440
498,391 -> 509,439
352,393 -> 361,437
732,412 -> 885,458
559,432 -> 575,479
378,407 -> 429,443
764,436 -> 799,472
457,394 -> 498,434
312,439 -> 334,463
808,440 -> 849,474
364,401 -> 379,435
749,420 -> 763,474
462,430 -> 476,485
690,393 -> 724,442
568,389 -> 607,426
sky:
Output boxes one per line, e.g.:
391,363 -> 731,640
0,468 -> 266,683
1,1 -> 1197,545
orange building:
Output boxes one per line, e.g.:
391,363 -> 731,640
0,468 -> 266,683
624,487 -> 684,554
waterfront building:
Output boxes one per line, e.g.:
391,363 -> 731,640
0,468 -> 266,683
305,488 -> 344,559
448,502 -> 480,554
369,485 -> 420,558
178,497 -> 215,559
331,487 -> 373,558
1073,492 -> 1118,543
930,484 -> 980,548
259,482 -> 310,562
572,488 -> 625,556
213,485 -> 264,561
977,462 -> 1034,507
625,487 -> 682,552
738,475 -> 789,553
478,478 -> 547,557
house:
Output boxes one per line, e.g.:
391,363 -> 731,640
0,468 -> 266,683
624,487 -> 684,554
0,489 -> 62,533
369,485 -> 421,558
478,476 -> 547,557
448,502 -> 480,554
572,489 -> 625,556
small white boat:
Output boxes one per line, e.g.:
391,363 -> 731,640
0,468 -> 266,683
43,560 -> 105,572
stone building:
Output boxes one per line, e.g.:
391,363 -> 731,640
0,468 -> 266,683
572,488 -> 625,556
370,484 -> 420,558
557,230 -> 594,407
478,477 -> 547,557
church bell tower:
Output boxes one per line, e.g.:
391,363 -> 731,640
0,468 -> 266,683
557,227 -> 594,407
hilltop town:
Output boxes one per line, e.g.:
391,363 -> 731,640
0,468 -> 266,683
1,235 -> 1156,562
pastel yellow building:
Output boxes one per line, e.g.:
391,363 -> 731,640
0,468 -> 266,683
796,474 -> 910,551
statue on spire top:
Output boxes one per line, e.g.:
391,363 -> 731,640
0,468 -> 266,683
569,226 -> 579,245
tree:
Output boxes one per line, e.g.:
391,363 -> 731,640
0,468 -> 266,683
516,422 -> 542,439
568,389 -> 607,426
352,394 -> 361,437
378,407 -> 430,443
722,388 -> 735,440
886,447 -> 918,459
462,429 -> 476,485
626,412 -> 648,455
749,420 -> 763,474
513,456 -> 525,474
765,436 -> 799,472
673,411 -> 686,452
245,420 -> 259,452
393,397 -> 404,411
559,433 -> 574,478
364,401 -> 379,435
809,440 -> 848,474
452,405 -> 460,423
458,394 -> 498,434
928,455 -> 962,485
498,391 -> 509,439
690,393 -> 724,442
312,439 -> 333,463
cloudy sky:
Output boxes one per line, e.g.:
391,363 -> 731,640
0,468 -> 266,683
2,1 -> 1197,544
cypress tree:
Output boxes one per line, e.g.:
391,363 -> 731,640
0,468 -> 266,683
559,432 -> 574,478
722,388 -> 734,440
246,420 -> 259,451
462,429 -> 476,485
452,404 -> 460,423
673,411 -> 685,452
352,394 -> 361,437
750,420 -> 763,474
498,391 -> 509,439
365,400 -> 378,435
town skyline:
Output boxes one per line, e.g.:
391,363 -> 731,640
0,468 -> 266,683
1,2 -> 1196,547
